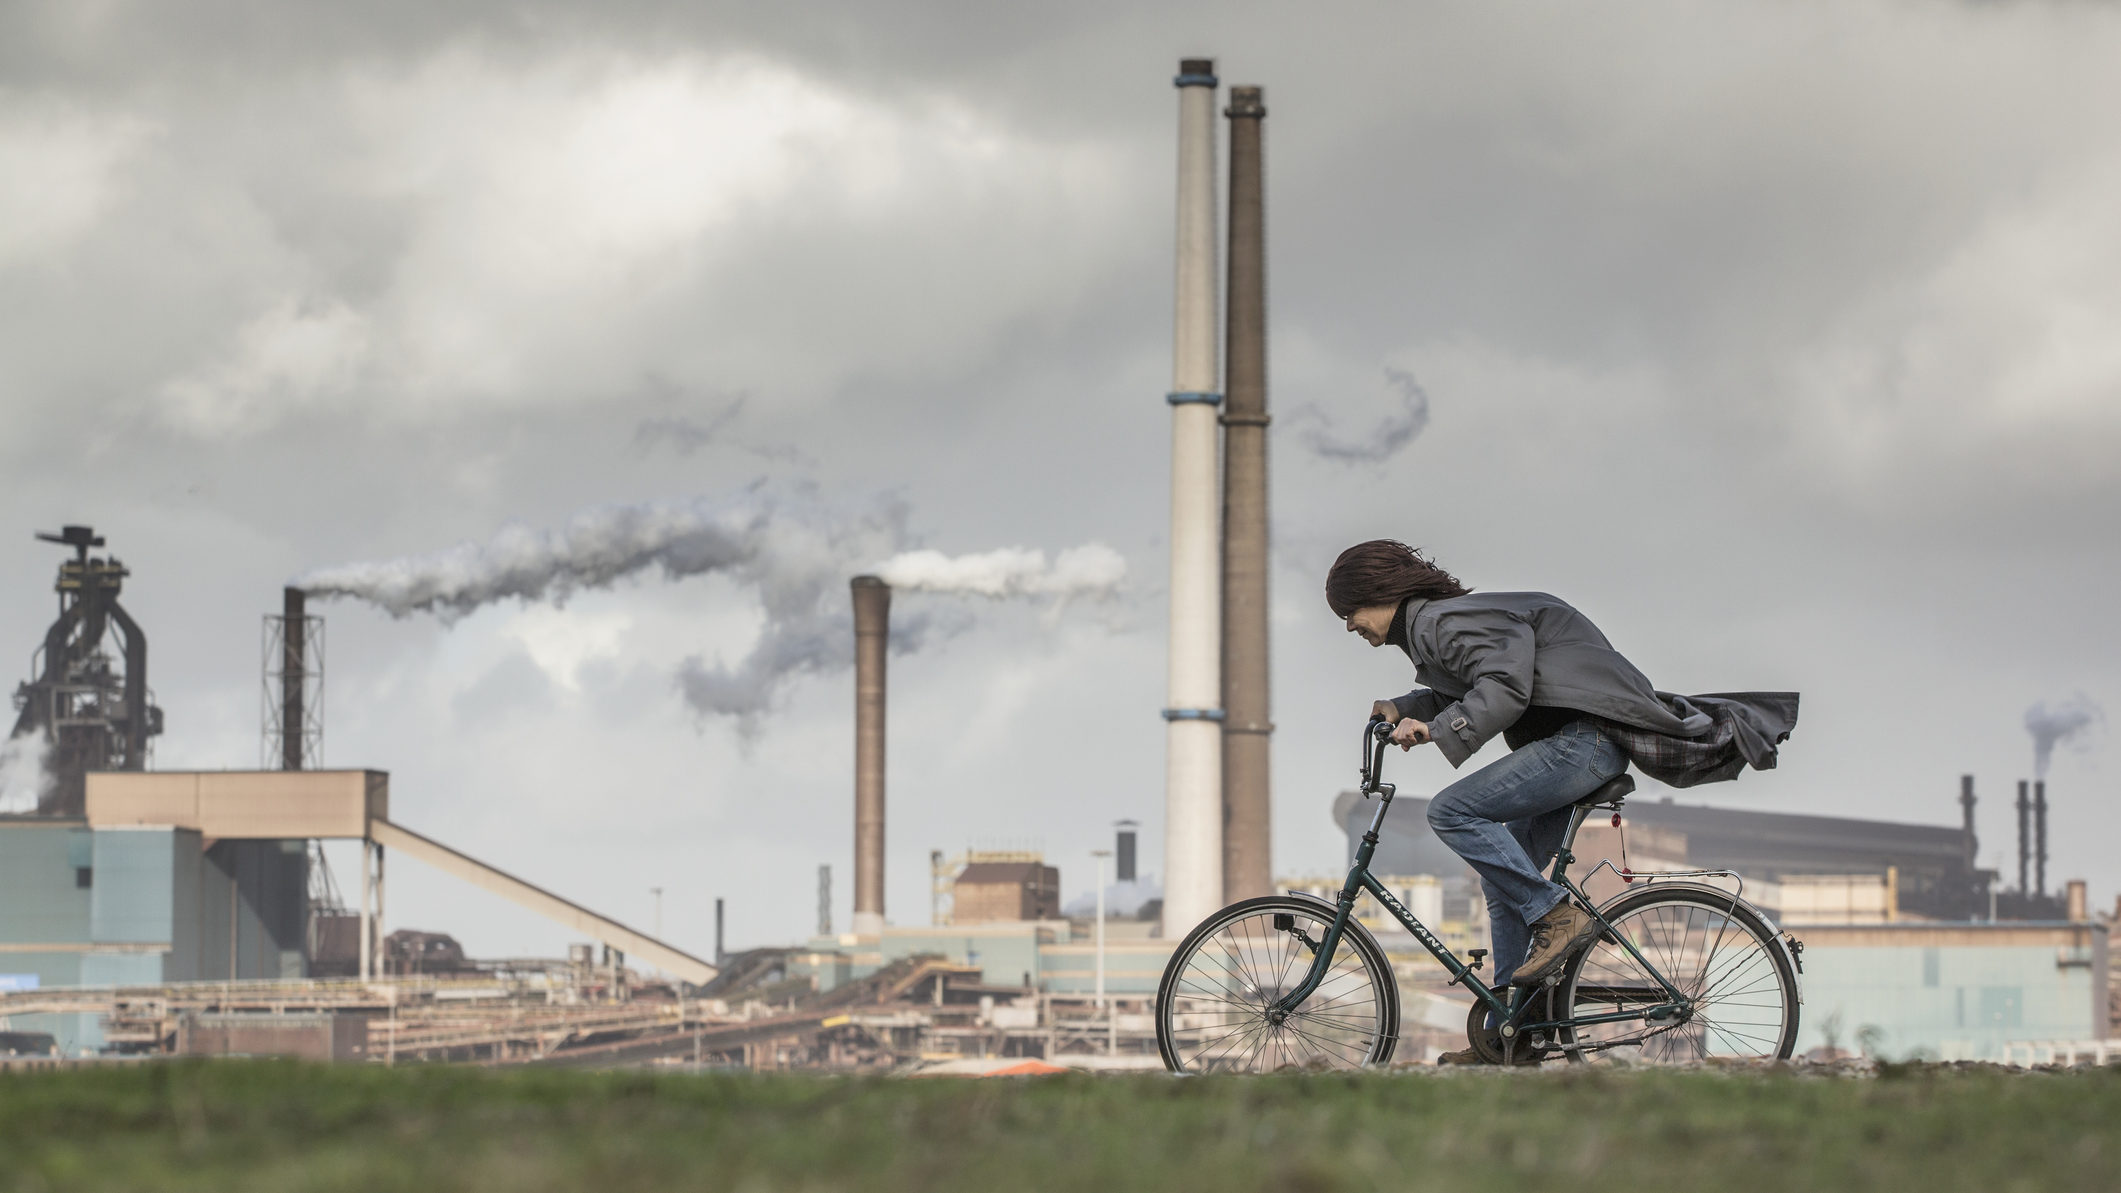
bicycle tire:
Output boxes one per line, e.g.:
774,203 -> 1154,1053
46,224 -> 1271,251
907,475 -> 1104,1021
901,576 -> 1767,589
1557,882 -> 1799,1065
1155,896 -> 1401,1073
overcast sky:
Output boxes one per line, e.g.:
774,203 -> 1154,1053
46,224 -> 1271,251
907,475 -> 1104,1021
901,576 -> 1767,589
4,0 -> 2119,961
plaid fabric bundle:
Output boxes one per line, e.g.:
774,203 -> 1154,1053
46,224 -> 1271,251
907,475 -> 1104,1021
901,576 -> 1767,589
1593,692 -> 1799,789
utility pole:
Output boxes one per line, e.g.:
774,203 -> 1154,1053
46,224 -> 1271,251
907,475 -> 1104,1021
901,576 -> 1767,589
1092,848 -> 1112,1054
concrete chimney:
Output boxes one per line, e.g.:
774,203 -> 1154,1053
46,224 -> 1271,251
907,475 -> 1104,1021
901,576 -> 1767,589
2017,780 -> 2031,895
1161,57 -> 1225,932
280,587 -> 306,770
1220,83 -> 1272,903
2034,780 -> 2048,899
2066,879 -> 2087,922
851,576 -> 889,937
817,864 -> 832,936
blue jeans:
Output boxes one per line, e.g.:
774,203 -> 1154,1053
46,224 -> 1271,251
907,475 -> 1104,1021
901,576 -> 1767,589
1425,719 -> 1627,985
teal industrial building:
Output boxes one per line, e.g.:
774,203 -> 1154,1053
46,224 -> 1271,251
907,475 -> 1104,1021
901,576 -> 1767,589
0,820 -> 308,1052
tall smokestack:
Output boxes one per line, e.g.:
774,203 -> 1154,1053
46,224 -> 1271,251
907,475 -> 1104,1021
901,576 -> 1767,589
2016,779 -> 2030,895
851,576 -> 889,936
1959,774 -> 1978,916
1958,774 -> 1977,868
1162,57 -> 1226,934
2034,780 -> 2048,899
281,587 -> 306,771
1220,83 -> 1272,903
1115,820 -> 1138,884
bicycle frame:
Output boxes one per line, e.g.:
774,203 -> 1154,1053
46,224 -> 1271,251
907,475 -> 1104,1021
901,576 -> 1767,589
1266,720 -> 1693,1044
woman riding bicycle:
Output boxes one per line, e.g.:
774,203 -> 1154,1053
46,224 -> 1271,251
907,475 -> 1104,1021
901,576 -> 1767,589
1325,540 -> 1798,1063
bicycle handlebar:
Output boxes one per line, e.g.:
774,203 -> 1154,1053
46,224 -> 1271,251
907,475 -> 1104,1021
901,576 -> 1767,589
1361,717 -> 1394,794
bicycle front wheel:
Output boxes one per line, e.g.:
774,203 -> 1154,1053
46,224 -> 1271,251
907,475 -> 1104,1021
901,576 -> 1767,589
1155,896 -> 1400,1073
1559,883 -> 1799,1065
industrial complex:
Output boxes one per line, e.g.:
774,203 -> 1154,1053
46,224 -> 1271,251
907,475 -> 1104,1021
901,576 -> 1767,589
2,61 -> 2113,1072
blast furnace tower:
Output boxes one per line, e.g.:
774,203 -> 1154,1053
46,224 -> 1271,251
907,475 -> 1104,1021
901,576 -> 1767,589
9,526 -> 163,816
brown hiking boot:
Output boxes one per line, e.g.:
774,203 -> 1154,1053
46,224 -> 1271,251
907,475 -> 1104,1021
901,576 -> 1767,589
1511,901 -> 1599,986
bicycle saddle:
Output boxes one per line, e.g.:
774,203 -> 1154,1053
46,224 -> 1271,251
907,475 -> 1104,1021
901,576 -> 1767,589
1574,773 -> 1635,809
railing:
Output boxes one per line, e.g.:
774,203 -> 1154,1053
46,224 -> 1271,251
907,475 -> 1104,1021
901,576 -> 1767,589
1999,1040 -> 2121,1067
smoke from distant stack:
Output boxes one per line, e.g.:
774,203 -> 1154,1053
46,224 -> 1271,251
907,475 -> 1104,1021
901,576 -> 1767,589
293,489 -> 1127,732
2023,696 -> 2102,779
1290,367 -> 1433,465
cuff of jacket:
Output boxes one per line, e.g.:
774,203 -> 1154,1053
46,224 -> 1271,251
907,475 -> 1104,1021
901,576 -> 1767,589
1429,714 -> 1476,767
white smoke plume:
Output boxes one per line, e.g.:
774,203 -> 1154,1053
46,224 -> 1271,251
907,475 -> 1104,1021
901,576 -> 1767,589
292,489 -> 904,621
294,489 -> 1127,735
0,731 -> 52,814
874,544 -> 1127,600
1293,367 -> 1432,464
2025,695 -> 2104,779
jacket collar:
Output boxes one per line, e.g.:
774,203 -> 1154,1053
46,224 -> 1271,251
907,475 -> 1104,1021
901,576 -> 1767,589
1391,596 -> 1430,656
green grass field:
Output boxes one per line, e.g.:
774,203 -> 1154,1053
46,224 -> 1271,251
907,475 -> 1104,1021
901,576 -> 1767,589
3,1061 -> 2116,1192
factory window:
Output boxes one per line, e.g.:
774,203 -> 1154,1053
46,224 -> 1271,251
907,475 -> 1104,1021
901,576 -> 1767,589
75,867 -> 92,889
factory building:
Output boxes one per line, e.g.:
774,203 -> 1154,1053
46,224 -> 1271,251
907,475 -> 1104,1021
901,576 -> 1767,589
0,822 -> 308,1051
1333,788 -> 1995,922
950,861 -> 1061,925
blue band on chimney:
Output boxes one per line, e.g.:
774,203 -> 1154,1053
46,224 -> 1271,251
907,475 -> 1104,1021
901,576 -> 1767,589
1166,391 -> 1223,406
1173,73 -> 1219,88
1162,708 -> 1226,722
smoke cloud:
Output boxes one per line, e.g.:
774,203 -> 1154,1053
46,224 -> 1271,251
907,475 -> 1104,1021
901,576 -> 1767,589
633,397 -> 749,456
1293,367 -> 1432,464
2025,695 -> 2104,779
294,489 -> 1127,735
874,544 -> 1127,600
0,732 -> 51,814
292,489 -> 904,621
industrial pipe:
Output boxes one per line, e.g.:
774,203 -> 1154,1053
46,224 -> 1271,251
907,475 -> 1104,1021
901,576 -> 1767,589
1161,57 -> 1226,933
2016,780 -> 2030,896
851,576 -> 890,937
1220,83 -> 1272,902
2034,780 -> 2048,899
281,587 -> 306,771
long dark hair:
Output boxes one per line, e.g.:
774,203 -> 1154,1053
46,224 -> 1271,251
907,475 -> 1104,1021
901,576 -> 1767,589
1324,540 -> 1471,618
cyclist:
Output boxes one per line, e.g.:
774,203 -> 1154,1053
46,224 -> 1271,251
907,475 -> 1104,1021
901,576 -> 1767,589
1325,539 -> 1798,1064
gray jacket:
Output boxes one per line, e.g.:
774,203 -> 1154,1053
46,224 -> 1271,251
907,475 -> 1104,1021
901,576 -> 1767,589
1387,591 -> 1797,774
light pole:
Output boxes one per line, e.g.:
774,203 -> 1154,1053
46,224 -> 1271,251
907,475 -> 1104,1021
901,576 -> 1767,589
1091,849 -> 1112,1053
650,887 -> 664,940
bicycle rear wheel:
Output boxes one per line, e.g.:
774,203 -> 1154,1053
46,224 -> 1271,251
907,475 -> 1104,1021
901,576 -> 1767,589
1155,896 -> 1400,1073
1558,883 -> 1799,1065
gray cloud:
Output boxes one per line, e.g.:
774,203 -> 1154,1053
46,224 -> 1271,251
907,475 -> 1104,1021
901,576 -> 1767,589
633,400 -> 749,457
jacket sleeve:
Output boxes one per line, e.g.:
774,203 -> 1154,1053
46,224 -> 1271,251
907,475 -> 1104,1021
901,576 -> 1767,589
1389,689 -> 1449,723
1420,608 -> 1535,767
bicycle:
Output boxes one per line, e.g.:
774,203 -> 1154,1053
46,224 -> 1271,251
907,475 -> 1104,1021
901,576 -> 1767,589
1155,718 -> 1803,1071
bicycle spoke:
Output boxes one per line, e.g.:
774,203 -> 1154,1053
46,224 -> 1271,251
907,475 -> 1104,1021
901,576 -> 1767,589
1158,902 -> 1394,1073
1560,891 -> 1793,1067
